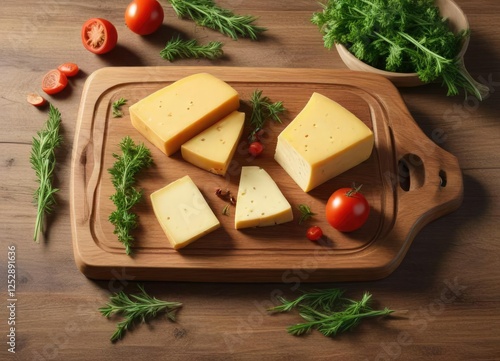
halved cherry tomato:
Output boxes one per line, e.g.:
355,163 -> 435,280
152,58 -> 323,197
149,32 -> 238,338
125,0 -> 164,35
325,186 -> 370,232
57,62 -> 79,77
306,226 -> 323,241
81,18 -> 118,54
248,141 -> 264,157
27,92 -> 47,107
41,69 -> 68,95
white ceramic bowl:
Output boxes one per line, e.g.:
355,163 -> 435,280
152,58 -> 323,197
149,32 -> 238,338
335,0 -> 469,87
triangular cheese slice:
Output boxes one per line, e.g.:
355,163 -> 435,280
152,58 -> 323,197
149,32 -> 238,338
235,166 -> 293,229
181,111 -> 245,176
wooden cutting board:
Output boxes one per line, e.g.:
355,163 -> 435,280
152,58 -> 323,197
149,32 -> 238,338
70,66 -> 463,282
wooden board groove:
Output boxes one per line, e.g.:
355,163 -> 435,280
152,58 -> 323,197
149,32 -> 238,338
70,66 -> 463,282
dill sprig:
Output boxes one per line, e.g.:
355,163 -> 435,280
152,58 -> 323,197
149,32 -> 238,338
269,288 -> 393,337
311,0 -> 489,99
168,0 -> 267,40
248,89 -> 285,142
99,284 -> 182,342
108,136 -> 153,255
160,36 -> 224,62
30,104 -> 63,243
112,98 -> 127,118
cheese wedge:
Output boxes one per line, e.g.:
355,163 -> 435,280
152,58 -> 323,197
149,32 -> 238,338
235,166 -> 293,229
274,92 -> 374,192
130,73 -> 240,156
150,175 -> 220,249
181,111 -> 245,176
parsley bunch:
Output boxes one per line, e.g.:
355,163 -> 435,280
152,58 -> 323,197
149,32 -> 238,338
312,0 -> 488,99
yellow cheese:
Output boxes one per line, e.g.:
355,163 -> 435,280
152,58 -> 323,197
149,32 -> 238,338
150,175 -> 220,250
130,73 -> 240,156
181,111 -> 245,176
235,166 -> 293,229
274,92 -> 374,192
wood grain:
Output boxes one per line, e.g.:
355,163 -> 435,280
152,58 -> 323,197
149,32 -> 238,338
1,0 -> 499,360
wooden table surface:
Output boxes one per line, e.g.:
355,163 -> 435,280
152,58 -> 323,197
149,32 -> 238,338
1,1 -> 499,360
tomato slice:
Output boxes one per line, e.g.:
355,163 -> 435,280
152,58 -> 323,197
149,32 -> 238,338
41,69 -> 68,95
57,62 -> 79,77
81,18 -> 118,54
27,92 -> 47,107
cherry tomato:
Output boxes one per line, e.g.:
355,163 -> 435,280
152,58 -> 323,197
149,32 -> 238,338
248,141 -> 264,157
325,186 -> 370,232
125,0 -> 164,35
57,62 -> 79,77
27,92 -> 47,107
306,226 -> 323,241
81,18 -> 118,54
41,69 -> 68,95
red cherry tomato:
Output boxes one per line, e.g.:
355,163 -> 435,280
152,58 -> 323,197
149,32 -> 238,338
306,226 -> 323,241
41,69 -> 68,95
57,62 -> 79,77
81,18 -> 118,54
27,92 -> 47,107
325,186 -> 370,232
248,141 -> 264,157
125,0 -> 164,35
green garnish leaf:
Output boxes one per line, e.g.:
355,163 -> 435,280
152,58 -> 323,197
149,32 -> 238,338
108,136 -> 153,255
112,98 -> 128,118
248,89 -> 285,142
160,36 -> 224,62
30,104 -> 63,243
99,284 -> 182,342
297,204 -> 316,224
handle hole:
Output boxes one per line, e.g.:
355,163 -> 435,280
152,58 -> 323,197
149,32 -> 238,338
439,170 -> 447,188
398,154 -> 425,192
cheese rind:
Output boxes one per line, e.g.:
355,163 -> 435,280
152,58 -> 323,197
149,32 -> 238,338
235,166 -> 293,229
130,73 -> 240,156
181,111 -> 245,176
274,92 -> 374,192
150,175 -> 220,249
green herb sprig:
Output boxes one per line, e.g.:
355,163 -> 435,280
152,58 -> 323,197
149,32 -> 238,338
297,204 -> 316,225
311,0 -> 489,100
108,136 -> 153,255
99,284 -> 182,342
30,104 -> 63,243
112,98 -> 127,118
269,288 -> 393,337
248,89 -> 285,142
168,0 -> 267,40
160,36 -> 224,62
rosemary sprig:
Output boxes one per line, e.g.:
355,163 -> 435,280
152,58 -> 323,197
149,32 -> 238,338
168,0 -> 267,40
297,204 -> 316,225
30,104 -> 63,243
160,36 -> 224,62
112,98 -> 127,118
269,289 -> 394,337
248,89 -> 285,142
99,284 -> 182,342
108,136 -> 153,255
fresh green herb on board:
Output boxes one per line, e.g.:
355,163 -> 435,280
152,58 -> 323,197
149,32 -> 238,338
297,204 -> 316,225
112,98 -> 128,118
269,288 -> 394,337
99,284 -> 182,342
167,0 -> 267,40
311,0 -> 489,100
248,89 -> 285,142
30,104 -> 63,243
108,136 -> 153,255
160,36 -> 224,62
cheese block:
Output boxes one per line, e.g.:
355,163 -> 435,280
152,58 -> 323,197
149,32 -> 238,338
181,111 -> 245,176
129,73 -> 240,156
150,175 -> 220,250
274,92 -> 374,192
235,166 -> 293,229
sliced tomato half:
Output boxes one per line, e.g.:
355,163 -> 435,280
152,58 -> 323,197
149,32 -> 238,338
41,69 -> 68,95
57,62 -> 79,77
81,18 -> 118,54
